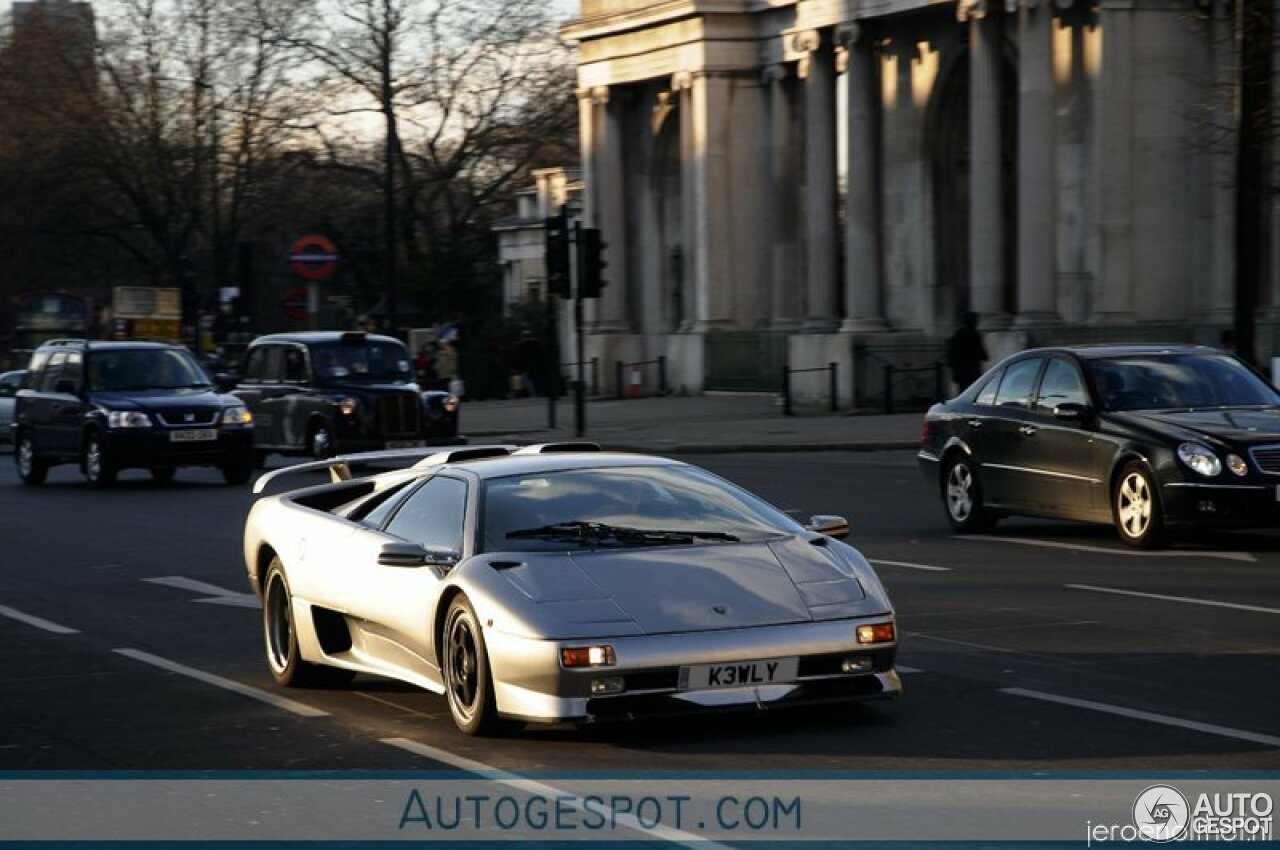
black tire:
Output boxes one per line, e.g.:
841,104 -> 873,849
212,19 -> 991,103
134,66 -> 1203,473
14,431 -> 47,486
443,595 -> 502,736
83,432 -> 117,489
262,558 -> 354,688
151,466 -> 176,484
941,453 -> 997,533
220,458 -> 254,485
1113,461 -> 1167,549
309,421 -> 335,459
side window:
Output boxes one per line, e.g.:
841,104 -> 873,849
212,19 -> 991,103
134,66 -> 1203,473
383,476 -> 469,553
283,347 -> 307,383
354,480 -> 416,527
244,347 -> 270,381
37,352 -> 68,392
25,350 -> 50,389
993,358 -> 1043,410
975,371 -> 1001,407
61,351 -> 83,394
1035,359 -> 1087,413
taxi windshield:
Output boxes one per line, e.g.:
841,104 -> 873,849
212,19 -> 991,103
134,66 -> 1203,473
311,341 -> 412,382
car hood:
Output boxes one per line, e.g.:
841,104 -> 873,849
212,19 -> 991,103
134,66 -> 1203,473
491,537 -> 868,636
89,389 -> 229,411
1109,407 -> 1280,446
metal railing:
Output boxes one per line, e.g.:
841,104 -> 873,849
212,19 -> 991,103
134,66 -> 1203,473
560,357 -> 599,398
882,362 -> 944,414
781,362 -> 838,416
615,356 -> 668,399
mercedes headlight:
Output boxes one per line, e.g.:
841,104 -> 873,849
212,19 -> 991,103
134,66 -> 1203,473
106,410 -> 152,429
1177,443 -> 1222,477
339,396 -> 359,417
221,406 -> 252,425
1226,453 -> 1249,477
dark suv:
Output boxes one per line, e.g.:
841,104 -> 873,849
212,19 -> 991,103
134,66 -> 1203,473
13,339 -> 255,487
230,331 -> 460,461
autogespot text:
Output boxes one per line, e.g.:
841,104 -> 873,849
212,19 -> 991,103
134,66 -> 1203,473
399,789 -> 802,834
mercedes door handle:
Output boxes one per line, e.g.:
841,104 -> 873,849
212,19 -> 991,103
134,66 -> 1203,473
1018,425 -> 1038,436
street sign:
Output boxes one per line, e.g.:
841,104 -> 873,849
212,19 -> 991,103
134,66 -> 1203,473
288,234 -> 339,281
281,285 -> 309,321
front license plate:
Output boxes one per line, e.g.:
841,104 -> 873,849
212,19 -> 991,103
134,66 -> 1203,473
169,429 -> 217,442
678,657 -> 799,691
386,439 -> 427,449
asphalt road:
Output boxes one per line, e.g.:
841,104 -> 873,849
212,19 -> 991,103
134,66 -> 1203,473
1,449 -> 1277,771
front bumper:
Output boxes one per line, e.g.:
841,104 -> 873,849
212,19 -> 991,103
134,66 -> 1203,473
98,426 -> 254,470
485,617 -> 901,725
1161,480 -> 1280,526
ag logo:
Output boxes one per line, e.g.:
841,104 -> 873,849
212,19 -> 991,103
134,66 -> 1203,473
1133,785 -> 1189,842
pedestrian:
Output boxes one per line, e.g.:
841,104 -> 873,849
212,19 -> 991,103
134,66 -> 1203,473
414,344 -> 435,386
945,311 -> 989,394
434,337 -> 460,395
1220,328 -> 1238,354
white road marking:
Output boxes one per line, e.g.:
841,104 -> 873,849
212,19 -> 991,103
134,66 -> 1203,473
964,535 -> 1256,563
0,604 -> 79,635
1001,687 -> 1280,748
113,648 -> 328,717
144,576 -> 259,609
870,559 -> 952,572
381,737 -> 734,849
896,665 -> 925,674
1066,583 -> 1280,615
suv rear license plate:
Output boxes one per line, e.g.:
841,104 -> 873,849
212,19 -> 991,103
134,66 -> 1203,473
387,440 -> 427,448
170,429 -> 217,442
678,657 -> 799,691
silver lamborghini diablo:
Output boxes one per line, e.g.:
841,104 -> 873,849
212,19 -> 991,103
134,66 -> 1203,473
243,444 -> 901,735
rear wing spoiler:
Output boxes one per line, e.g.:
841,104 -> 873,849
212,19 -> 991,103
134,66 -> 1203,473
250,442 -> 602,495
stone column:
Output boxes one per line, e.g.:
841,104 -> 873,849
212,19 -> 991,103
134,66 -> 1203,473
1015,0 -> 1058,327
1207,0 -> 1234,320
962,1 -> 1010,328
840,24 -> 888,332
674,72 -> 698,332
765,63 -> 802,329
593,86 -> 630,332
1092,0 -> 1135,324
796,29 -> 840,332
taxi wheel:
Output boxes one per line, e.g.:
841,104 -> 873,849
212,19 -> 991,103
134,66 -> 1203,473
15,432 -> 48,486
1113,461 -> 1167,549
443,595 -> 501,736
83,432 -> 117,489
309,422 -> 334,459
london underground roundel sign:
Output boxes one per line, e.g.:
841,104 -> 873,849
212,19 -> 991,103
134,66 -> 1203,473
289,234 -> 339,281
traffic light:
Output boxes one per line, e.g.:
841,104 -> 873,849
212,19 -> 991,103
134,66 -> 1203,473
544,215 -> 570,298
579,227 -> 608,298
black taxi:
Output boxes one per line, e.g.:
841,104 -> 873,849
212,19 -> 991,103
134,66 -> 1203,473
230,331 -> 461,461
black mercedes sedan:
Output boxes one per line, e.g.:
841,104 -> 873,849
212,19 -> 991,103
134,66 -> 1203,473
918,344 -> 1280,547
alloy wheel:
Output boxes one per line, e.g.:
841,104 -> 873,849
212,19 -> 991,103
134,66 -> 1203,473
445,611 -> 480,724
946,462 -> 974,522
264,572 -> 293,675
1116,471 -> 1152,539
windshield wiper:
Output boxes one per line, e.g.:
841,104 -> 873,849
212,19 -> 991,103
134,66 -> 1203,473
505,521 -> 739,544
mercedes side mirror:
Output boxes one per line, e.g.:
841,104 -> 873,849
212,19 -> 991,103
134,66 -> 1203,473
807,514 -> 850,540
1053,402 -> 1092,424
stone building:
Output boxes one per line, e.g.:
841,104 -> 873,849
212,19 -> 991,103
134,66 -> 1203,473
494,167 -> 583,313
560,0 -> 1260,401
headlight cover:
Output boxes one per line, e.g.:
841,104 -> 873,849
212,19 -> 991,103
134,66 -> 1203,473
443,394 -> 459,413
339,396 -> 359,417
1226,453 -> 1249,477
1177,442 -> 1222,477
221,406 -> 252,425
105,410 -> 152,429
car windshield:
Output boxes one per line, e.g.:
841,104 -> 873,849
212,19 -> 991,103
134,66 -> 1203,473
479,465 -> 805,553
88,349 -> 211,391
311,341 -> 412,382
1089,353 -> 1280,411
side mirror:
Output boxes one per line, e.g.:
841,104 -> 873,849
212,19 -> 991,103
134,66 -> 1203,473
377,541 -> 460,568
214,372 -> 238,393
1053,402 -> 1092,424
807,514 -> 850,540
54,379 -> 77,395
